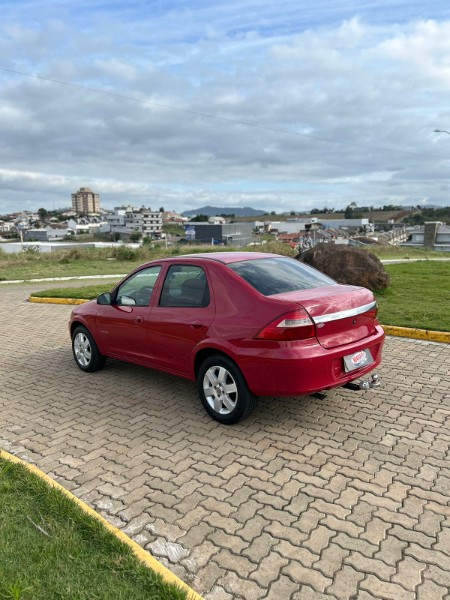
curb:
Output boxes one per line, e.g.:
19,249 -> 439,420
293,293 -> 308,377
28,296 -> 450,344
0,448 -> 204,600
382,325 -> 450,344
29,296 -> 89,305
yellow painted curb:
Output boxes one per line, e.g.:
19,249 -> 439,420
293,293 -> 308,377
382,325 -> 450,344
29,296 -> 89,305
0,448 -> 204,600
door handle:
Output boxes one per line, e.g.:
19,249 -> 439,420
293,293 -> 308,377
135,316 -> 144,324
190,320 -> 203,329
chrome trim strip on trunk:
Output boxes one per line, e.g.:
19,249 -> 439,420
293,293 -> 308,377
312,301 -> 377,324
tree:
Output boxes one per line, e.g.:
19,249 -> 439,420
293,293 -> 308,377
38,208 -> 48,220
190,214 -> 209,222
159,207 -> 165,213
129,232 -> 142,242
344,205 -> 363,219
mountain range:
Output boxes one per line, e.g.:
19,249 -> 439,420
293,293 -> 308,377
181,205 -> 266,217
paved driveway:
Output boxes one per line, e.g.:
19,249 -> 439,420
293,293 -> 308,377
1,282 -> 449,600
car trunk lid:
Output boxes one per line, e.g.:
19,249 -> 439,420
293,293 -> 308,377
273,285 -> 378,349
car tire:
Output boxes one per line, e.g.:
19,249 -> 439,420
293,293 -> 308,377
197,355 -> 258,424
72,326 -> 106,373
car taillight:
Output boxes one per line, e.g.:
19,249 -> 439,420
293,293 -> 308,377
366,305 -> 378,320
255,309 -> 315,341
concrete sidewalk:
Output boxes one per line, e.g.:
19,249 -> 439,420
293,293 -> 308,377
1,282 -> 449,599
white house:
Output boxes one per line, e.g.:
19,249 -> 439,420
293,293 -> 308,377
67,217 -> 109,236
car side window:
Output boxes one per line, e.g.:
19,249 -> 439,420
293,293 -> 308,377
159,265 -> 210,307
116,266 -> 161,307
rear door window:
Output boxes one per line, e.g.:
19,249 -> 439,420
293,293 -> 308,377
159,265 -> 210,307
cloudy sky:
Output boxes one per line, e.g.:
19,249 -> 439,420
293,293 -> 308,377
1,0 -> 450,215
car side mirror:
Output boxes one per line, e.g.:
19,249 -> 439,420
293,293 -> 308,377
97,292 -> 112,305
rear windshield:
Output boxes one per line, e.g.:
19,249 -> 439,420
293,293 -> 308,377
229,257 -> 335,296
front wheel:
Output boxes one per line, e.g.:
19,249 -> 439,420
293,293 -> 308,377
72,326 -> 106,373
197,355 -> 258,424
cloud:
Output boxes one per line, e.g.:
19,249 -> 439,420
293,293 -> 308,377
1,1 -> 450,214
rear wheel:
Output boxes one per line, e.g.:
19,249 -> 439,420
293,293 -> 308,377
72,326 -> 106,372
197,355 -> 258,424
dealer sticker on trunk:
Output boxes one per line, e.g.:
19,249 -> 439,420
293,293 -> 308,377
343,348 -> 374,372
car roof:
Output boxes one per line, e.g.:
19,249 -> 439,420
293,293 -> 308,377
165,252 -> 284,264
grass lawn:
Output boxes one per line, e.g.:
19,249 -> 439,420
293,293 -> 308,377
0,457 -> 188,600
375,261 -> 450,331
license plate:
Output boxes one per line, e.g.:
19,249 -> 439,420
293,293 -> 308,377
343,348 -> 374,372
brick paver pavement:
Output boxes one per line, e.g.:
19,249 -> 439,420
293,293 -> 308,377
1,281 -> 449,600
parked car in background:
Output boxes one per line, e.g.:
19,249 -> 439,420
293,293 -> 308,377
69,252 -> 385,424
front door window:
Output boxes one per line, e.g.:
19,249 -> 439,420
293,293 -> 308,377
116,266 -> 162,306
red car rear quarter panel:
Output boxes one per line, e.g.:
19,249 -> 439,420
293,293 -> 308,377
206,263 -> 290,336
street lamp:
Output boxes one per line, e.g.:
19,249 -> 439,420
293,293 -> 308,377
434,129 -> 450,135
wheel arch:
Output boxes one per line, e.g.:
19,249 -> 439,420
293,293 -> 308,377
195,349 -> 258,424
70,319 -> 85,336
70,320 -> 104,354
194,347 -> 239,379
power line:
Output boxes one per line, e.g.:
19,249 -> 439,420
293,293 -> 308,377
0,65 -> 446,160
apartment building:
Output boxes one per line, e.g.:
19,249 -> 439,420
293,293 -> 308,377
71,187 -> 100,214
107,206 -> 163,239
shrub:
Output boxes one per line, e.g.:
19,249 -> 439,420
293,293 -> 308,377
111,245 -> 139,261
22,245 -> 41,254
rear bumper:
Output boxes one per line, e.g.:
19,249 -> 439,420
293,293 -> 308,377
238,325 -> 385,397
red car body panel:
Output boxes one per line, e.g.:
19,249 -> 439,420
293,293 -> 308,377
69,252 -> 385,397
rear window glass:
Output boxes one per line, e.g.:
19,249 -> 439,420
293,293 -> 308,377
229,257 -> 335,296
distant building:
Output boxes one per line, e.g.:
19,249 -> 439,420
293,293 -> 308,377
184,222 -> 255,246
0,220 -> 14,233
67,216 -> 109,236
267,220 -> 321,234
107,206 -> 163,239
278,232 -> 302,246
406,222 -> 450,252
71,187 -> 100,214
163,211 -> 189,224
320,218 -> 373,232
24,225 -> 71,242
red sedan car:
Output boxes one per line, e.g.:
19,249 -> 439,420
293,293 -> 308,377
69,252 -> 384,424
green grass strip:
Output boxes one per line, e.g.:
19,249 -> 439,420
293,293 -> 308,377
31,284 -> 115,300
376,261 -> 450,331
0,457 -> 188,600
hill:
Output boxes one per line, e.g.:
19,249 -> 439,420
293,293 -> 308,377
181,205 -> 266,217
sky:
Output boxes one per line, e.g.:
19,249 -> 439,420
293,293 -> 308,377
1,1 -> 450,215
